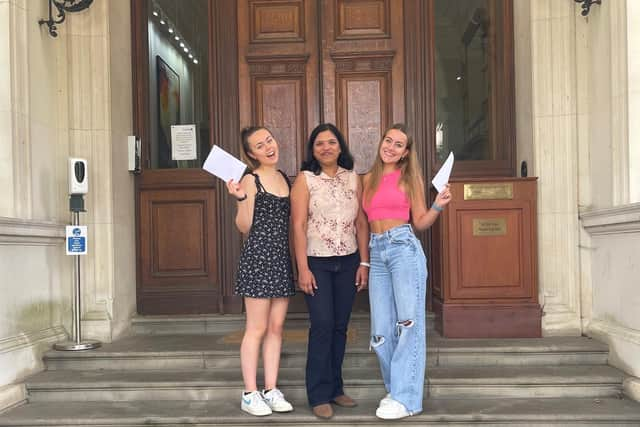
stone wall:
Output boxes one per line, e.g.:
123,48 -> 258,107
516,1 -> 640,403
0,0 -> 135,412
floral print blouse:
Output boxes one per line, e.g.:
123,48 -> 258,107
304,167 -> 359,257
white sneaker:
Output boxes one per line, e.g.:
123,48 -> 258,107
262,388 -> 294,412
379,392 -> 392,407
241,390 -> 272,416
375,398 -> 412,420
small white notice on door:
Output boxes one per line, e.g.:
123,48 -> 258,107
171,124 -> 197,160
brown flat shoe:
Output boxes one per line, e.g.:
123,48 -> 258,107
312,403 -> 334,419
332,394 -> 358,408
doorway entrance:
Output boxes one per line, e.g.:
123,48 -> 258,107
237,0 -> 406,311
132,0 -> 516,315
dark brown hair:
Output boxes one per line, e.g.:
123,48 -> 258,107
300,123 -> 354,175
240,126 -> 271,171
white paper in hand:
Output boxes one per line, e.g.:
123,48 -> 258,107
431,152 -> 454,193
203,145 -> 247,183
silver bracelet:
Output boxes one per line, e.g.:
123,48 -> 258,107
360,261 -> 370,267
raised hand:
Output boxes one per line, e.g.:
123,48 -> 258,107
434,184 -> 452,208
226,179 -> 247,200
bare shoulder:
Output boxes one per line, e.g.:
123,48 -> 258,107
240,173 -> 257,193
292,171 -> 308,190
291,172 -> 310,209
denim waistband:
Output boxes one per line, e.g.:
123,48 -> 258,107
370,223 -> 414,242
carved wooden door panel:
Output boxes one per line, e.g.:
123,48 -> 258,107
238,0 -> 405,312
238,0 -> 320,178
321,0 -> 405,173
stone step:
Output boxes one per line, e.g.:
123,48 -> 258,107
25,365 -> 625,402
3,397 -> 640,426
43,335 -> 609,371
131,312 -> 398,335
131,312 -> 437,335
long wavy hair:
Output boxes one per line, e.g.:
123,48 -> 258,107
301,123 -> 354,175
364,123 -> 423,205
239,125 -> 271,171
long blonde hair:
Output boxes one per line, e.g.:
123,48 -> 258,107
365,123 -> 424,205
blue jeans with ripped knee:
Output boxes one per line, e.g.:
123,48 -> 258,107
368,224 -> 427,415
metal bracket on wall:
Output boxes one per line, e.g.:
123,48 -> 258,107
38,0 -> 94,38
574,0 -> 602,17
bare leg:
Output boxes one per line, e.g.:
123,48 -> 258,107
241,297 -> 271,391
262,297 -> 289,390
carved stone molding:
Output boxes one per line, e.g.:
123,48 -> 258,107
0,218 -> 65,245
0,326 -> 67,353
581,203 -> 640,235
589,318 -> 640,347
246,54 -> 310,75
0,326 -> 68,393
330,50 -> 395,73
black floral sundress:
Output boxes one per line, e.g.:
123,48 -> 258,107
235,171 -> 295,298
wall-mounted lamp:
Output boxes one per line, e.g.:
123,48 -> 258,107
574,0 -> 602,17
38,0 -> 94,37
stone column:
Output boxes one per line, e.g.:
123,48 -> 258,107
0,0 -> 31,219
528,0 -> 583,335
61,0 -> 135,342
627,0 -> 640,204
580,0 -> 640,403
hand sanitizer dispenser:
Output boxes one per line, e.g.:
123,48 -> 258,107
68,158 -> 88,195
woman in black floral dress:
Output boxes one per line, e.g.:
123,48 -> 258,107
226,126 -> 295,417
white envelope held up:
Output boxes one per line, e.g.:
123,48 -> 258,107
432,152 -> 454,193
202,145 -> 247,184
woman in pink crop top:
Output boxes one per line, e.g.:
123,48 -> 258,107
362,124 -> 451,420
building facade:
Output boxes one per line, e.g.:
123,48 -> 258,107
0,0 -> 639,412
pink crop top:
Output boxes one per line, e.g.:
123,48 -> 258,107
363,169 -> 410,221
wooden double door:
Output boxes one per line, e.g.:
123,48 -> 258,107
238,0 -> 405,177
135,0 -> 427,315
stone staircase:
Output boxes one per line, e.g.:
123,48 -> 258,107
1,313 -> 640,426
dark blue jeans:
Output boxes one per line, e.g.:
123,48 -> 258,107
304,251 -> 359,407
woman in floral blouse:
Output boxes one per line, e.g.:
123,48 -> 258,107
291,123 -> 370,420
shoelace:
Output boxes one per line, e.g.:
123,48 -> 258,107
266,389 -> 284,401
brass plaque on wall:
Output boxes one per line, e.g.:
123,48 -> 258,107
464,183 -> 514,200
473,218 -> 507,236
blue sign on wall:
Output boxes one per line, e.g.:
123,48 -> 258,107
66,226 -> 87,255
